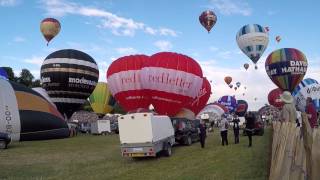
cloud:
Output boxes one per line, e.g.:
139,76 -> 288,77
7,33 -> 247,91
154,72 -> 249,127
209,0 -> 252,16
40,0 -> 178,37
115,47 -> 138,55
154,40 -> 173,51
13,36 -> 26,42
0,0 -> 18,6
23,56 -> 44,66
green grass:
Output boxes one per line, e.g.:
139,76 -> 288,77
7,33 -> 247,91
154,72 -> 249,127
0,128 -> 272,180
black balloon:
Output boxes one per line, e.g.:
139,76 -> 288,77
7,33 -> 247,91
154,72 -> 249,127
40,49 -> 99,118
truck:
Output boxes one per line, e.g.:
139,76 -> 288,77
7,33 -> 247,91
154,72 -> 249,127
118,113 -> 175,158
90,120 -> 111,135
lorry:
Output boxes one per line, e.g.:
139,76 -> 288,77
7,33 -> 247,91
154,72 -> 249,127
90,120 -> 111,135
118,113 -> 175,157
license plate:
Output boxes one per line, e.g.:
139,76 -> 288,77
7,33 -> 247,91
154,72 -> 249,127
131,153 -> 145,157
132,148 -> 143,152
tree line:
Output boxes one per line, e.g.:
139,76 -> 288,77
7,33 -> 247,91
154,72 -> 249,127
1,67 -> 40,88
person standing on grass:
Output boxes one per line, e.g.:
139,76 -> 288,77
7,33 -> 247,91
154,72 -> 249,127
305,97 -> 317,129
245,112 -> 255,147
199,121 -> 207,148
232,115 -> 240,144
220,114 -> 229,146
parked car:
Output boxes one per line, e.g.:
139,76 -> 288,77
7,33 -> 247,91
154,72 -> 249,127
0,132 -> 11,149
170,118 -> 200,145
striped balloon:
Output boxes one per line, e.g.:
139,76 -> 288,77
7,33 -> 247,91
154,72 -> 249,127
217,95 -> 237,113
292,78 -> 320,112
236,24 -> 269,68
40,49 -> 99,118
40,18 -> 61,45
0,79 -> 69,141
265,48 -> 308,92
89,82 -> 115,115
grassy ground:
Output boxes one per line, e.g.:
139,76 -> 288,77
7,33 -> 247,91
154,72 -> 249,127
0,128 -> 272,180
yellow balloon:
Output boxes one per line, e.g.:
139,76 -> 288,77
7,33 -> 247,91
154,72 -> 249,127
89,82 -> 115,115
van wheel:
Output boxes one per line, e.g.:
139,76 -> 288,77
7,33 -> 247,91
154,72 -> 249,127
185,136 -> 192,146
0,140 -> 7,149
163,144 -> 172,157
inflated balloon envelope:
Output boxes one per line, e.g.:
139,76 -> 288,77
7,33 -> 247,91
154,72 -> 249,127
265,48 -> 308,92
0,79 -> 69,141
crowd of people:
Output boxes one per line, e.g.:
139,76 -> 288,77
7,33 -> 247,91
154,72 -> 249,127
198,91 -> 320,149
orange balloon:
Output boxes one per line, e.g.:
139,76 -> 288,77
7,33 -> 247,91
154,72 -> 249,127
224,76 -> 232,85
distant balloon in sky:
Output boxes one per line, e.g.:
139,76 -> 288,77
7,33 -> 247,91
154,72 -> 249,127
229,84 -> 233,89
224,76 -> 232,85
254,97 -> 258,101
236,82 -> 241,88
292,78 -> 320,112
244,63 -> 249,70
275,36 -> 281,43
265,48 -> 308,92
40,18 -> 61,46
265,26 -> 270,32
236,24 -> 269,69
234,87 -> 237,91
41,49 -> 99,118
0,67 -> 8,80
199,10 -> 217,33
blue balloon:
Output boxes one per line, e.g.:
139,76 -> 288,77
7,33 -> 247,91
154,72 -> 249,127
217,95 -> 237,113
0,67 -> 8,80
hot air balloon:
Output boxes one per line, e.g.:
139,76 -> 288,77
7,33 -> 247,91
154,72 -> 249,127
224,76 -> 232,85
229,84 -> 233,89
268,88 -> 284,108
218,95 -> 237,113
235,100 -> 248,117
0,79 -> 69,141
89,82 -> 116,116
40,18 -> 61,46
41,49 -> 99,119
242,93 -> 245,96
32,87 -> 56,108
197,102 -> 228,120
275,36 -> 281,43
236,82 -> 241,88
0,67 -> 8,80
292,78 -> 320,112
234,87 -> 237,91
244,63 -> 249,70
244,86 -> 247,90
176,77 -> 211,119
254,97 -> 258,101
140,52 -> 203,116
265,48 -> 308,92
236,24 -> 269,69
265,26 -> 270,32
107,55 -> 150,113
199,10 -> 217,33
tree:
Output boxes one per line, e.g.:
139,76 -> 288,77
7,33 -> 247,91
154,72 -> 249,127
1,67 -> 17,82
17,69 -> 34,87
32,79 -> 41,87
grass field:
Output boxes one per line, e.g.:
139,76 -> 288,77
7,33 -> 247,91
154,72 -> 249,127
0,128 -> 272,180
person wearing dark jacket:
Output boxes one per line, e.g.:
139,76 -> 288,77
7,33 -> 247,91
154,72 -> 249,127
199,122 -> 207,148
232,115 -> 240,144
245,112 -> 255,147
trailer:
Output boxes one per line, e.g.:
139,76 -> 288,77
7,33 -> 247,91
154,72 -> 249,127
90,120 -> 111,135
118,113 -> 175,157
